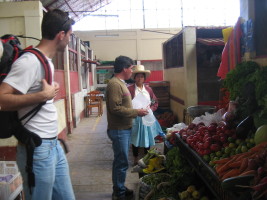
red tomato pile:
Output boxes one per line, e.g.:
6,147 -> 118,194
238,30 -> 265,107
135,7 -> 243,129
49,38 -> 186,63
179,122 -> 236,156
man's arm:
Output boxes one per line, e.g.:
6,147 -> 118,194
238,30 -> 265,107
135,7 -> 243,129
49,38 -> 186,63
0,79 -> 59,111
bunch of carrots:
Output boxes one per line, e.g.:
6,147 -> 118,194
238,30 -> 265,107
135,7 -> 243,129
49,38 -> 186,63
214,141 -> 267,199
214,141 -> 267,181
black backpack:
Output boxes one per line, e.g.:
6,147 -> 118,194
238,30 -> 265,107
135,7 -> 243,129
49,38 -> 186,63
0,34 -> 51,139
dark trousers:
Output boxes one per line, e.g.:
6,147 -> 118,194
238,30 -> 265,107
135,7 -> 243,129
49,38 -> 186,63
132,144 -> 149,157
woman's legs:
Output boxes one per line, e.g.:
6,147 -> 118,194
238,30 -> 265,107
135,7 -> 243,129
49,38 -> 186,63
132,144 -> 139,165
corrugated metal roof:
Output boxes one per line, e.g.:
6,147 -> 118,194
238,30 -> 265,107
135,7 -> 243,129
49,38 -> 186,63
11,0 -> 112,22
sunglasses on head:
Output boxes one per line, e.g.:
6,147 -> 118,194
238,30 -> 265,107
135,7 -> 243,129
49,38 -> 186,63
62,12 -> 70,27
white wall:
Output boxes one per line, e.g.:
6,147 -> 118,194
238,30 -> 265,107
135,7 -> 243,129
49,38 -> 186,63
74,29 -> 181,61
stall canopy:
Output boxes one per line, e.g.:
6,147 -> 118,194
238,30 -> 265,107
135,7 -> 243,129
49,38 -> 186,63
196,38 -> 225,46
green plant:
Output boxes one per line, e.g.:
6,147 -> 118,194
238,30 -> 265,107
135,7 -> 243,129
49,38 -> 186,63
223,61 -> 267,127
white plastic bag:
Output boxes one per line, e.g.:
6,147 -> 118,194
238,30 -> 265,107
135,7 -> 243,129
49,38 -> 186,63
132,93 -> 156,126
132,93 -> 150,109
142,108 -> 156,126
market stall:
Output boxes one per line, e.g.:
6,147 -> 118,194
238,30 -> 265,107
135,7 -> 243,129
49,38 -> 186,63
134,60 -> 267,200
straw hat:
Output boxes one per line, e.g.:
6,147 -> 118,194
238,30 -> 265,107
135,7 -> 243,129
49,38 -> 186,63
132,65 -> 151,78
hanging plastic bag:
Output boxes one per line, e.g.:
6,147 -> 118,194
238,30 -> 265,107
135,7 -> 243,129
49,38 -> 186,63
132,93 -> 150,109
132,93 -> 156,126
142,108 -> 156,126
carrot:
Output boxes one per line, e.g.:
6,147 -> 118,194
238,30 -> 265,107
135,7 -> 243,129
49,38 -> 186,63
213,157 -> 231,164
221,168 -> 240,180
239,157 -> 249,172
216,159 -> 236,174
235,151 -> 254,161
249,141 -> 267,153
228,160 -> 242,168
238,169 -> 256,176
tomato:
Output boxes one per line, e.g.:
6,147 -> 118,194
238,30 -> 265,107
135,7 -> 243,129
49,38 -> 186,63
212,135 -> 220,142
203,141 -> 210,149
210,144 -> 220,152
220,136 -> 227,143
208,125 -> 217,132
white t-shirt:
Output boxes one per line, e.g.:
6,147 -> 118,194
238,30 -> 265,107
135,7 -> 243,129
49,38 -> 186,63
4,52 -> 58,138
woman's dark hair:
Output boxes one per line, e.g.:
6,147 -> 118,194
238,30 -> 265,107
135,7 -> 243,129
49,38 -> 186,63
133,73 -> 146,80
114,55 -> 134,73
42,9 -> 75,40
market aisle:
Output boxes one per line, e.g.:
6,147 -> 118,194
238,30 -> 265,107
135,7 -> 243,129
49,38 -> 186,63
66,105 -> 139,200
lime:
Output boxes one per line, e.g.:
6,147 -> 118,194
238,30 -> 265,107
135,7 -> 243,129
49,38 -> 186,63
215,151 -> 222,157
203,155 -> 210,162
210,153 -> 215,159
235,139 -> 242,145
229,143 -> 236,148
213,157 -> 219,161
241,146 -> 248,153
209,160 -> 215,167
249,138 -> 255,144
224,147 -> 231,154
228,137 -> 234,143
235,148 -> 241,154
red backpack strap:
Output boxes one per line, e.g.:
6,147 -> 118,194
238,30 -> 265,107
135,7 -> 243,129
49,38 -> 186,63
23,48 -> 52,85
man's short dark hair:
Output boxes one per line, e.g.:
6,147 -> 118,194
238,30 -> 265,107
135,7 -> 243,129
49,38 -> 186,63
114,56 -> 134,73
42,9 -> 75,40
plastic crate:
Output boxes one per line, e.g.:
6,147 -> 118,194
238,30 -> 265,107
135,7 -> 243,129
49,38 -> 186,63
0,161 -> 18,175
0,161 -> 23,200
175,134 -> 237,200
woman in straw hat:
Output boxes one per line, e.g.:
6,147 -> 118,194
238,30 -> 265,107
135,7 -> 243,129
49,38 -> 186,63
128,65 -> 163,165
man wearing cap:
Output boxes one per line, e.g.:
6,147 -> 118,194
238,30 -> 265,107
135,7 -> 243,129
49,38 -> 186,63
106,56 -> 148,200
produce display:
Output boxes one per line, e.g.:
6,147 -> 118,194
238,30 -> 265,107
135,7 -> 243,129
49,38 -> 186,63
164,103 -> 267,199
219,142 -> 267,200
223,61 -> 267,128
178,185 -> 210,200
149,61 -> 267,200
156,111 -> 177,128
138,147 -> 197,200
177,122 -> 255,165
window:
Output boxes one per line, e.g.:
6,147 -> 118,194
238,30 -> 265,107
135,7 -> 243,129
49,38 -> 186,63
255,0 -> 267,56
163,33 -> 183,68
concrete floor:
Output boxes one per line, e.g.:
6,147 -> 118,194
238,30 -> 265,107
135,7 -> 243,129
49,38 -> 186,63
66,105 -> 140,200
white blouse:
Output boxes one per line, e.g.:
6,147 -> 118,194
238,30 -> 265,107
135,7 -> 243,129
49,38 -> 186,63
134,84 -> 150,101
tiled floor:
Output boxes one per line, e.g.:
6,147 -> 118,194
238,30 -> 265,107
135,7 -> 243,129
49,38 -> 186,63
67,105 -> 140,200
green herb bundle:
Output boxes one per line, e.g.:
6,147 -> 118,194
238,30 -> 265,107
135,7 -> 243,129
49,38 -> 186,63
223,61 -> 267,128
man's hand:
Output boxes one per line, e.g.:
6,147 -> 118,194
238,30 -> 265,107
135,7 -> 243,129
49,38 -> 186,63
42,79 -> 60,101
137,108 -> 149,116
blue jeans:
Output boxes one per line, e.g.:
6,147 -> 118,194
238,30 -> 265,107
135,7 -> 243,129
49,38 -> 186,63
107,129 -> 131,196
17,139 -> 75,200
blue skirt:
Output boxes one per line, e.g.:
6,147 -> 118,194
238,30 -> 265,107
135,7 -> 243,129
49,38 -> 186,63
131,116 -> 163,148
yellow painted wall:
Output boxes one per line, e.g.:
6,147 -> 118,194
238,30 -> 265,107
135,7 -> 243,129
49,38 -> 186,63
164,67 -> 186,121
163,27 -> 198,123
74,29 -> 181,61
0,1 -> 42,47
55,99 -> 67,135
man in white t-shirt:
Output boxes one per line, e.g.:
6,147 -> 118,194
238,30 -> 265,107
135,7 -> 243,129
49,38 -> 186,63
0,9 -> 75,200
